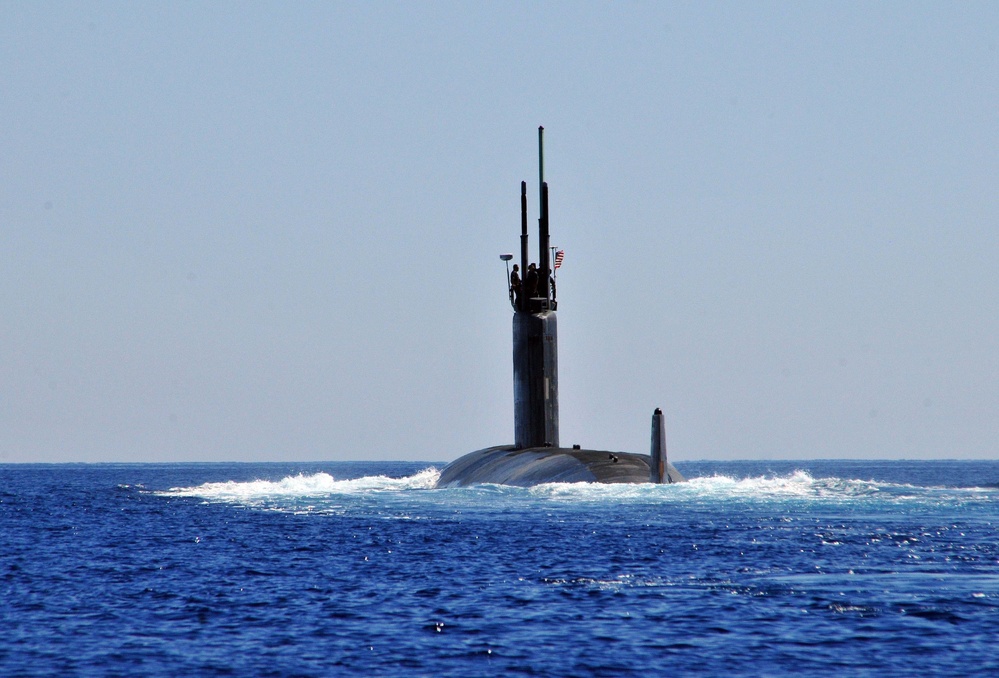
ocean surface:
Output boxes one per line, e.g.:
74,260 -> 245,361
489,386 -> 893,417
2,460 -> 998,676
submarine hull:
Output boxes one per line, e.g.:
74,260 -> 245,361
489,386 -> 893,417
435,446 -> 686,488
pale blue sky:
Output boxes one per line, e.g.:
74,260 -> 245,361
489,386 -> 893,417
2,2 -> 997,462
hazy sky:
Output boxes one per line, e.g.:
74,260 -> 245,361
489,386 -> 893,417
3,2 -> 997,463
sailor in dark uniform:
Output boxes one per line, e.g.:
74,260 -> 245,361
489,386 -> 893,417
509,264 -> 522,309
525,263 -> 539,301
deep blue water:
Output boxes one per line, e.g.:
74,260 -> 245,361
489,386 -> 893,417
2,460 -> 998,676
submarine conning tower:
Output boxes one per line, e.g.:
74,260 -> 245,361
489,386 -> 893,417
513,127 -> 559,449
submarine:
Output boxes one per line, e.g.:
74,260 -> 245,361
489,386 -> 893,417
435,128 -> 685,488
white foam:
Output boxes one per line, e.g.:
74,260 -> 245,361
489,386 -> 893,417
521,470 -> 890,503
159,467 -> 441,501
683,470 -> 884,500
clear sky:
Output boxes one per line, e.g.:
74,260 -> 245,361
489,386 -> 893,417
2,2 -> 997,463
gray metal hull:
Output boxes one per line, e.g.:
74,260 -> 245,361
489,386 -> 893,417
435,445 -> 686,488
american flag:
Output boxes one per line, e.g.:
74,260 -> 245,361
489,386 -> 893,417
554,250 -> 565,270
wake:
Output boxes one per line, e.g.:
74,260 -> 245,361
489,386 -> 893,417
154,468 -> 995,509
